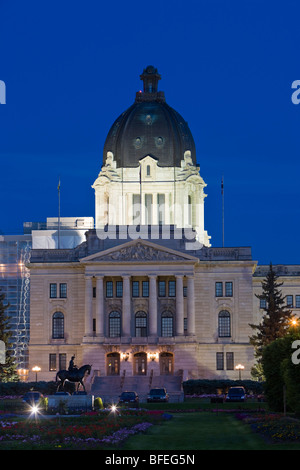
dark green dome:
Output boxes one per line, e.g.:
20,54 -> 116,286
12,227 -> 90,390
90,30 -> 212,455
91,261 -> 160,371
103,66 -> 197,168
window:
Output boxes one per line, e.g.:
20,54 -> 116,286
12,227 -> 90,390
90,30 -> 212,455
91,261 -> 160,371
93,287 -> 96,298
59,353 -> 66,371
161,311 -> 173,337
59,283 -> 67,298
225,282 -> 233,297
146,165 -> 151,176
296,295 -> 300,308
135,311 -> 147,337
157,194 -> 165,225
142,281 -> 149,297
158,281 -> 166,297
106,281 -> 113,298
109,311 -> 121,337
145,194 -> 153,224
50,283 -> 57,298
260,298 -> 267,309
116,281 -> 123,298
226,352 -> 234,370
183,286 -> 188,297
52,312 -> 64,339
287,295 -> 293,308
132,194 -> 141,224
216,352 -> 224,370
218,310 -> 231,337
49,354 -> 56,371
215,282 -> 223,297
132,281 -> 139,297
168,280 -> 176,297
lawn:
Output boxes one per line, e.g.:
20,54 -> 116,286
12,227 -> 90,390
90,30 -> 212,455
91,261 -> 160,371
122,411 -> 300,450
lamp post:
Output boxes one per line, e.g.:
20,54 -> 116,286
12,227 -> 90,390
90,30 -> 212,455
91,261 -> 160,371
32,366 -> 41,382
235,364 -> 244,381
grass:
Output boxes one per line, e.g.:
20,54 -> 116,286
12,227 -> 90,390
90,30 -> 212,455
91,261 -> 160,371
122,411 -> 300,450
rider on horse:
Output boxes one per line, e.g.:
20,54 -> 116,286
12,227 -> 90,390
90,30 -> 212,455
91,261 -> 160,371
68,355 -> 78,373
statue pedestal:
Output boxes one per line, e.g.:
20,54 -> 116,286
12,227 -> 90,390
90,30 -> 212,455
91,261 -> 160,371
47,394 -> 94,413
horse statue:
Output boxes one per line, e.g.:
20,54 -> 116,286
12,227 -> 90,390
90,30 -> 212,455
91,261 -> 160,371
56,364 -> 92,392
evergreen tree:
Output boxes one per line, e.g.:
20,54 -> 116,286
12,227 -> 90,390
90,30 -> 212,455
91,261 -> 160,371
0,290 -> 18,382
249,262 -> 294,368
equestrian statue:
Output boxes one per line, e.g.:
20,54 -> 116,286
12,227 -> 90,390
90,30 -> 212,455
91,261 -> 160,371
56,356 -> 92,392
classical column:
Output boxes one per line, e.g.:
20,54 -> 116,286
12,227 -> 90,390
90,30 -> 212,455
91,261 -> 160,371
187,275 -> 195,335
85,276 -> 93,336
148,275 -> 157,337
95,276 -> 104,336
175,275 -> 184,336
122,275 -> 131,337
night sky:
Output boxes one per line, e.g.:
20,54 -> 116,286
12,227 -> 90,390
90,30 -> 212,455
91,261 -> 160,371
0,0 -> 300,265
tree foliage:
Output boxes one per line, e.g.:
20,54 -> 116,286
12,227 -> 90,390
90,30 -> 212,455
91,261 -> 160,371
262,329 -> 300,412
249,262 -> 293,364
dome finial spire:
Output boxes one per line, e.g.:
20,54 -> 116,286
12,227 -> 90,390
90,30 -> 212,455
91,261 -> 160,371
140,65 -> 161,93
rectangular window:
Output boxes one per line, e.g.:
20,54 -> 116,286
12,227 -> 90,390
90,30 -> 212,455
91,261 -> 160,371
184,317 -> 187,332
50,283 -> 57,298
158,280 -> 166,297
106,281 -> 113,298
132,281 -> 139,297
59,283 -> 67,298
296,295 -> 300,308
216,352 -> 224,370
132,194 -> 141,224
145,194 -> 153,224
225,282 -> 233,297
286,295 -> 293,308
93,287 -> 96,298
168,280 -> 176,297
157,193 -> 165,225
260,298 -> 267,309
183,286 -> 187,297
116,281 -> 123,298
142,281 -> 149,297
49,354 -> 56,371
226,352 -> 234,370
59,353 -> 66,371
215,282 -> 223,297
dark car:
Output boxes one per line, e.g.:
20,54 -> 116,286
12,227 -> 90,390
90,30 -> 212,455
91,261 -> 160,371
118,391 -> 139,408
225,386 -> 246,402
22,391 -> 43,405
147,388 -> 169,403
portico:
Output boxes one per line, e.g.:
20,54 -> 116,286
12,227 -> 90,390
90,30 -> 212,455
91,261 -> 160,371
81,239 -> 197,341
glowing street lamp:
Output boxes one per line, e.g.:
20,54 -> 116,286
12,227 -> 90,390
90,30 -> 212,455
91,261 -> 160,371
32,366 -> 41,382
235,364 -> 244,380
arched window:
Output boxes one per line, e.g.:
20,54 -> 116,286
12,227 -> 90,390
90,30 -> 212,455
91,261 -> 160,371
109,311 -> 121,337
52,312 -> 64,339
218,310 -> 231,337
161,311 -> 173,337
135,311 -> 147,337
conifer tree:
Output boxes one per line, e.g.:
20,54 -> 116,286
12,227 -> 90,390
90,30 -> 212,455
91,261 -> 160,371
249,262 -> 294,367
0,290 -> 18,382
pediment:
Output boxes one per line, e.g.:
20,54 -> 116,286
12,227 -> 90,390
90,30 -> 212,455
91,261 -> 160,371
80,239 -> 199,264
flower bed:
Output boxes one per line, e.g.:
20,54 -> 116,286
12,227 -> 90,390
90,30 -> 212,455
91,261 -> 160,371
0,409 -> 163,449
235,412 -> 300,443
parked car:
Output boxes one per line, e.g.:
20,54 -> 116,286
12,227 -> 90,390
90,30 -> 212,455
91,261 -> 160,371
22,391 -> 43,405
147,388 -> 169,403
118,391 -> 139,407
225,386 -> 246,402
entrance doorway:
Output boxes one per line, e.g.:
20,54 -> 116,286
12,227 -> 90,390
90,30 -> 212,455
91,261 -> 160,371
160,352 -> 174,375
134,352 -> 147,375
107,352 -> 120,375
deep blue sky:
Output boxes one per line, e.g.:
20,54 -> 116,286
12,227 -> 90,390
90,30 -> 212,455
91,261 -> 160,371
0,0 -> 300,265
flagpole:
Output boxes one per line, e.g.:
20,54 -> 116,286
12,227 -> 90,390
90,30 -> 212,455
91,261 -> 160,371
221,176 -> 224,247
58,178 -> 61,249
